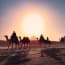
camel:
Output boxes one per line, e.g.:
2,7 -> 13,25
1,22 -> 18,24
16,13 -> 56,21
19,36 -> 30,48
38,35 -> 51,47
4,32 -> 19,49
5,35 -> 12,49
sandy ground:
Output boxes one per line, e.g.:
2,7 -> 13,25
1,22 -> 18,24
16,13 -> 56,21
0,42 -> 65,65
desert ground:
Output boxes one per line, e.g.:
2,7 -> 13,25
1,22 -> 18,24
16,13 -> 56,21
0,40 -> 65,65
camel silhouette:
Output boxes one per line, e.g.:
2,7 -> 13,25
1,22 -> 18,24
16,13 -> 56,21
5,35 -> 11,49
19,36 -> 30,48
5,31 -> 19,49
60,36 -> 65,43
38,34 -> 51,47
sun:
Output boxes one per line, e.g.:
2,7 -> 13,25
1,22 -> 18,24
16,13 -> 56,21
21,13 -> 44,38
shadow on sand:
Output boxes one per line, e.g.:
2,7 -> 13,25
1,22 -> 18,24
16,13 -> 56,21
4,54 -> 31,65
42,48 -> 65,64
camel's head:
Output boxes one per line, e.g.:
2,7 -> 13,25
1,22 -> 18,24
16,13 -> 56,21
4,35 -> 9,40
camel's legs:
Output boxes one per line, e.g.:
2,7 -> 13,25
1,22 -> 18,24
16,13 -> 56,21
39,43 -> 42,48
15,44 -> 17,49
26,43 -> 30,48
28,43 -> 30,48
24,44 -> 26,48
26,43 -> 28,48
21,44 -> 22,48
8,42 -> 11,49
15,44 -> 19,49
8,43 -> 10,49
12,43 -> 13,49
17,44 -> 19,49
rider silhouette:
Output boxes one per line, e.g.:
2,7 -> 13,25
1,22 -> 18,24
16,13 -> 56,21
10,31 -> 19,45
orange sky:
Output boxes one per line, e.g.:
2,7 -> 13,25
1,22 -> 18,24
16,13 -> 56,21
0,0 -> 65,41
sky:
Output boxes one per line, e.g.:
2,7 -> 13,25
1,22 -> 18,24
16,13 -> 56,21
0,0 -> 65,41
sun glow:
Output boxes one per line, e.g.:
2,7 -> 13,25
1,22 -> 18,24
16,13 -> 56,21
21,13 -> 44,38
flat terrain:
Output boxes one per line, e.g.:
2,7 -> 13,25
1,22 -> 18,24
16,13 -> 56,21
0,40 -> 65,65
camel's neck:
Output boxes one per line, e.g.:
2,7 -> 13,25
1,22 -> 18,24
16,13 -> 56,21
20,38 -> 21,41
20,38 -> 21,40
19,37 -> 22,43
19,37 -> 22,41
5,36 -> 9,41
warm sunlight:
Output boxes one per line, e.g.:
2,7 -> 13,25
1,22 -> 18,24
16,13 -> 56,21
21,13 -> 44,37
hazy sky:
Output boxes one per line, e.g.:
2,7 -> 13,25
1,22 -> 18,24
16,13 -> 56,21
0,0 -> 65,41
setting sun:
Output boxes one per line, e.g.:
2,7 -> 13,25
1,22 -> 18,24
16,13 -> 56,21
21,13 -> 44,37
